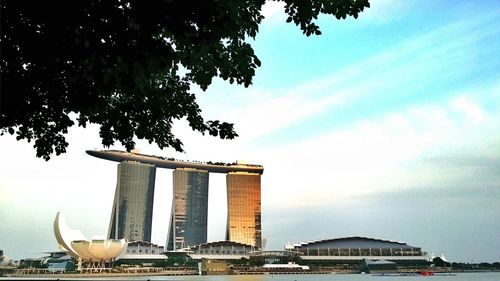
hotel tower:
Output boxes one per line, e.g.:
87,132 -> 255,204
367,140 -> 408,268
167,168 -> 209,250
87,150 -> 263,249
108,161 -> 156,242
226,172 -> 262,248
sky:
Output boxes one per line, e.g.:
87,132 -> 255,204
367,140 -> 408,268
1,0 -> 499,262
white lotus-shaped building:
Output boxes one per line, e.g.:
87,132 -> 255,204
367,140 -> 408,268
54,211 -> 127,262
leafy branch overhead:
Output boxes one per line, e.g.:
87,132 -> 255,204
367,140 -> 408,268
0,0 -> 370,160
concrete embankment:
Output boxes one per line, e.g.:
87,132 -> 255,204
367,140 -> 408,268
7,269 -> 198,278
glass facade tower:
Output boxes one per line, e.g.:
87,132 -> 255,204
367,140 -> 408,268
226,172 -> 262,249
167,168 -> 209,250
108,161 -> 156,242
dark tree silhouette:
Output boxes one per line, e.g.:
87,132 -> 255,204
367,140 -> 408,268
433,257 -> 451,267
0,0 -> 370,160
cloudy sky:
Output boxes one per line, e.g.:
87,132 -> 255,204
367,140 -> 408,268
1,0 -> 499,262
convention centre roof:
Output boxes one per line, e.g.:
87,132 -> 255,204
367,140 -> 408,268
290,236 -> 420,249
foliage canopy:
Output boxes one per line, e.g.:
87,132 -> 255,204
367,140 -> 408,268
0,0 -> 370,160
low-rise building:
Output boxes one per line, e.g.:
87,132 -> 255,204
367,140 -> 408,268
200,258 -> 231,275
285,236 -> 429,267
187,241 -> 257,260
115,241 -> 167,266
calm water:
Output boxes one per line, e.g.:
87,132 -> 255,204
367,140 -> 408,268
143,272 -> 500,281
143,272 -> 499,281
5,272 -> 497,281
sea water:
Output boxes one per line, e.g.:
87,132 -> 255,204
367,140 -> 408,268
144,272 -> 499,281
5,272 -> 497,281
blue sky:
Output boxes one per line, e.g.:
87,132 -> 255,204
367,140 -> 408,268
1,0 -> 499,262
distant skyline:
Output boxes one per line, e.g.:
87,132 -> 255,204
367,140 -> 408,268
1,0 -> 499,262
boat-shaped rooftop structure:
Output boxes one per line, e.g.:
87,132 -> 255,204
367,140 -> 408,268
86,149 -> 264,174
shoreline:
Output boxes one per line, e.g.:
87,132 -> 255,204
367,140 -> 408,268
4,269 -> 500,279
4,271 -> 198,279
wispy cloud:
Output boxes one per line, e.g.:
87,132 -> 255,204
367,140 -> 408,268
213,11 -> 499,144
356,0 -> 417,24
261,1 -> 285,23
260,80 -> 500,206
261,0 -> 417,25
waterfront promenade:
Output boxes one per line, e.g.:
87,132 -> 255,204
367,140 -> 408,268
3,265 -> 462,278
4,267 -> 198,278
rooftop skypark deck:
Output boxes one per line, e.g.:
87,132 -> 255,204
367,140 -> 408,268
86,150 -> 264,174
